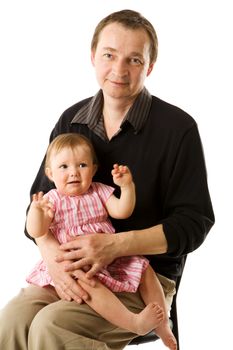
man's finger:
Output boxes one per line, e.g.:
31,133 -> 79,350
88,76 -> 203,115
72,269 -> 96,287
86,263 -> 101,279
55,249 -> 83,262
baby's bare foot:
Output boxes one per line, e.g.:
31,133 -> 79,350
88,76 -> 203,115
133,302 -> 164,335
165,336 -> 177,350
155,322 -> 177,350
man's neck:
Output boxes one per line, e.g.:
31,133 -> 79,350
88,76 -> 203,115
103,92 -> 139,119
102,96 -> 135,140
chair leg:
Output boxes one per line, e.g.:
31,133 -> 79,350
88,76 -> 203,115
170,296 -> 180,350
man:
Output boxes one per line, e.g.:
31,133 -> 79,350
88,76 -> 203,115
0,9 -> 214,350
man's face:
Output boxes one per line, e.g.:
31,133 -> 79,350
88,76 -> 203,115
91,23 -> 154,101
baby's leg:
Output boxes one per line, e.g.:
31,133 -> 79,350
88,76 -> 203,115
139,265 -> 177,350
78,278 -> 163,336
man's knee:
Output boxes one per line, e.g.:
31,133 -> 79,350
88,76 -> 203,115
28,303 -> 103,349
0,292 -> 41,349
0,286 -> 57,341
0,290 -> 39,332
29,301 -> 96,336
29,304 -> 58,335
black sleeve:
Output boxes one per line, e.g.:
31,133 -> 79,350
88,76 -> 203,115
161,124 -> 215,256
24,126 -> 59,240
24,97 -> 92,240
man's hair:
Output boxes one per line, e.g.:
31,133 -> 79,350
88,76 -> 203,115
91,9 -> 158,64
45,133 -> 98,170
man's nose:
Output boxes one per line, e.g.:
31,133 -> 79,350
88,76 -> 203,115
112,59 -> 128,77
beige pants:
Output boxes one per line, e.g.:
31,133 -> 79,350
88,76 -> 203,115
0,274 -> 175,350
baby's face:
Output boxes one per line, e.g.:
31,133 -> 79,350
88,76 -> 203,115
47,145 -> 97,196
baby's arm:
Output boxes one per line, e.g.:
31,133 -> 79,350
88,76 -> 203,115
106,164 -> 136,219
26,192 -> 54,238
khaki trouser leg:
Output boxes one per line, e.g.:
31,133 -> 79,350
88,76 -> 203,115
0,285 -> 58,350
0,274 -> 176,350
28,289 -> 146,350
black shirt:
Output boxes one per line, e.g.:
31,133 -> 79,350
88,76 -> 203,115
27,88 -> 215,280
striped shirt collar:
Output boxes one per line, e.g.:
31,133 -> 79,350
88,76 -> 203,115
71,87 -> 152,139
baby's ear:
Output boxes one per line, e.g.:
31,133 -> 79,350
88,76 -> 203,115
45,167 -> 53,181
92,164 -> 98,176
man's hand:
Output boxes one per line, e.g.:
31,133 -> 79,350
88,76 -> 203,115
55,233 -> 118,279
47,259 -> 95,303
35,232 -> 95,303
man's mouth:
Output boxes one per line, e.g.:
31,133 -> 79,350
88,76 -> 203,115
110,80 -> 128,86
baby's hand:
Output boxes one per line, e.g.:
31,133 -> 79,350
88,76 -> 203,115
31,191 -> 55,219
111,164 -> 133,187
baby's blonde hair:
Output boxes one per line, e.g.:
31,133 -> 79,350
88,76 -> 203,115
45,133 -> 98,170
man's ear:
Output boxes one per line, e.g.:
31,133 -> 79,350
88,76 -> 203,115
147,63 -> 154,77
91,50 -> 96,66
45,167 -> 53,182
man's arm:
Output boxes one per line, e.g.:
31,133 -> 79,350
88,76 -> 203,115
35,231 -> 95,302
57,124 -> 214,277
160,124 -> 215,257
56,224 -> 167,279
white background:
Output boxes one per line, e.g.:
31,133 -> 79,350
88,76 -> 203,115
0,1 -> 232,349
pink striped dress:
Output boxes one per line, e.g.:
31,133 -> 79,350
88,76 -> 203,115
26,182 -> 149,292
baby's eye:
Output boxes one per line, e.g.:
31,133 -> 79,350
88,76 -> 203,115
79,163 -> 87,168
60,164 -> 68,169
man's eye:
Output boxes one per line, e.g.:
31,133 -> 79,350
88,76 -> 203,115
130,58 -> 143,65
103,53 -> 113,59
